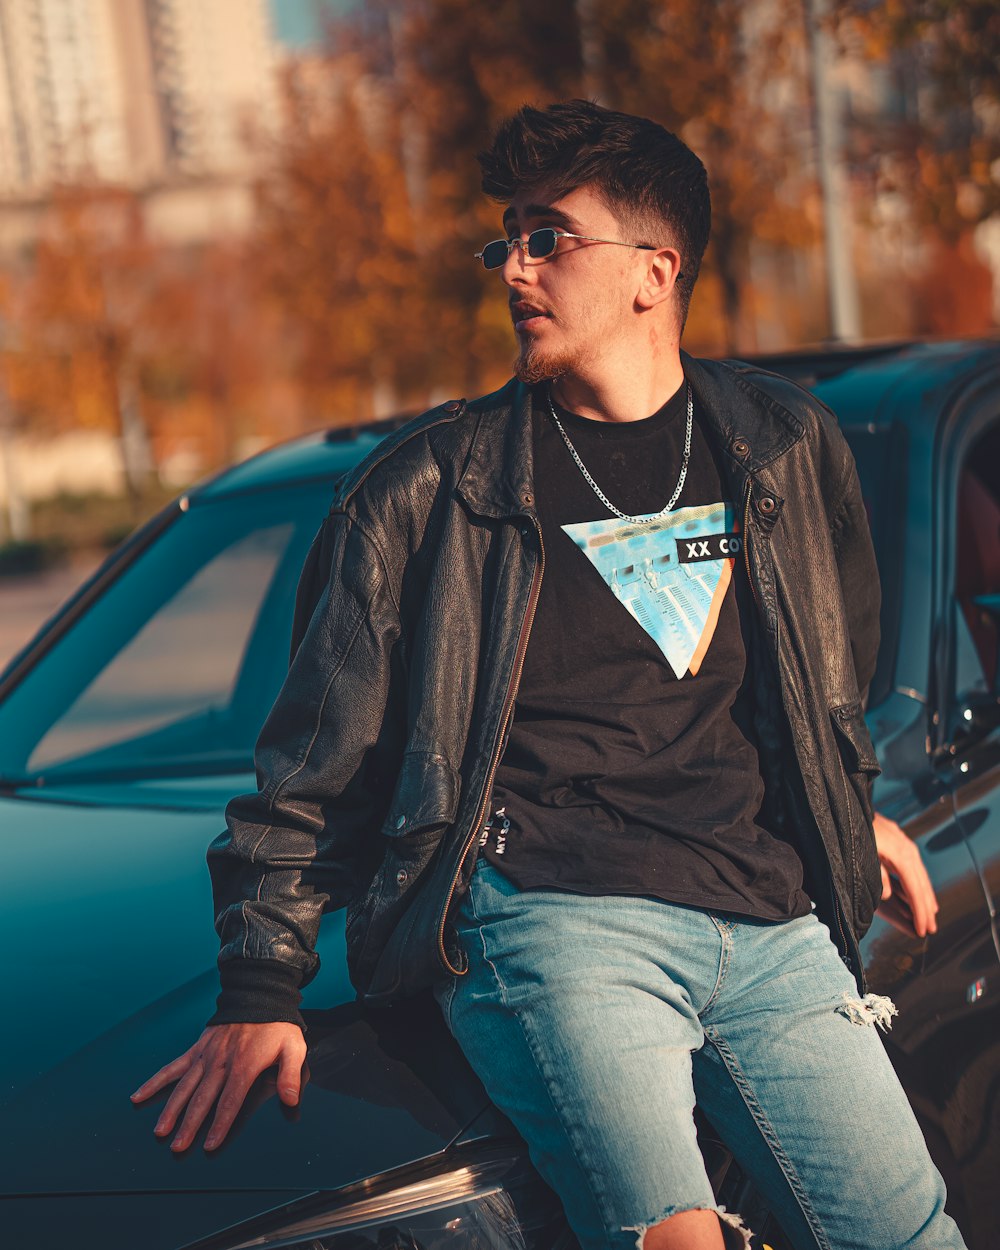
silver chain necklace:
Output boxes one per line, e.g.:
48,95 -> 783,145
546,383 -> 693,524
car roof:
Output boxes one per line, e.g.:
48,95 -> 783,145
190,339 -> 1000,500
190,414 -> 419,500
748,337 -> 1000,430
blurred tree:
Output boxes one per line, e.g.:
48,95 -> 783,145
580,0 -> 818,348
19,185 -> 161,516
373,0 -> 816,357
832,0 -> 1000,237
825,0 -> 1000,337
146,240 -> 276,471
253,49 -> 439,423
256,0 -> 817,410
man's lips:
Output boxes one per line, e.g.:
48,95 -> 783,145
511,303 -> 551,331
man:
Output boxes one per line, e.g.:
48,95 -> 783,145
134,102 -> 962,1250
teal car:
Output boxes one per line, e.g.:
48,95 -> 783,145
1,340 -> 998,1249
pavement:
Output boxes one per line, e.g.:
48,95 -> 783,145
0,555 -> 102,670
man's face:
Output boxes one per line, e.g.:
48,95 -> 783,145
498,185 -> 650,386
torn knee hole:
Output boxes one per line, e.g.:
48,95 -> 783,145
836,990 -> 898,1031
625,1205 -> 753,1250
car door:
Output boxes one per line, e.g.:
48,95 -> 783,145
840,355 -> 1000,1250
921,374 -> 1000,1249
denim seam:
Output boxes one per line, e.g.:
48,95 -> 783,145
465,883 -> 616,1245
438,975 -> 457,1030
703,1024 -> 830,1250
702,917 -> 732,1014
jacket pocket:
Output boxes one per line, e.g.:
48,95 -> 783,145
829,702 -> 882,934
380,751 -> 460,838
346,751 -> 460,992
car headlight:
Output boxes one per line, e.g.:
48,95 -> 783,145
190,1148 -> 571,1250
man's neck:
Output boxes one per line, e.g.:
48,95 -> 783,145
547,353 -> 686,423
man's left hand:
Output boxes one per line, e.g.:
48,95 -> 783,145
872,810 -> 939,938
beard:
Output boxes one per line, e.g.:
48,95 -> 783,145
512,335 -> 572,385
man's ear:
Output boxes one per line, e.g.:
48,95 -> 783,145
635,247 -> 682,311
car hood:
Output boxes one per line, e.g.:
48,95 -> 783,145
0,792 -> 492,1200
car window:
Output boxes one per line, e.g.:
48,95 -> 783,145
841,422 -> 907,710
0,483 -> 333,784
954,422 -> 1000,695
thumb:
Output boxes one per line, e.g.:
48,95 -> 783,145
881,864 -> 892,901
276,1043 -> 303,1106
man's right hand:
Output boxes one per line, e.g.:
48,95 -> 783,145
130,1021 -> 307,1152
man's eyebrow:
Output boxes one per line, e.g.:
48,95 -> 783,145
502,203 -> 578,233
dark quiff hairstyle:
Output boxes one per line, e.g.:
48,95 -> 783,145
479,100 -> 711,327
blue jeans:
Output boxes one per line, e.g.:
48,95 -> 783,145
434,860 -> 966,1250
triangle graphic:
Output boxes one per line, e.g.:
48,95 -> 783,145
562,502 -> 738,678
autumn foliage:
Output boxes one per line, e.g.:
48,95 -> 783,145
3,0 -> 998,498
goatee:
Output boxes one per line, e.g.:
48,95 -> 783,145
514,342 -> 566,386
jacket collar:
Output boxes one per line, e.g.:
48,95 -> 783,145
456,378 -> 536,519
680,352 -> 805,474
456,355 -> 807,519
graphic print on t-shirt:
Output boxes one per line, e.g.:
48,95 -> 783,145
562,502 -> 740,679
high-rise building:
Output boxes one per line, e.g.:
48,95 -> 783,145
144,0 -> 277,175
0,0 -> 277,196
0,0 -> 130,189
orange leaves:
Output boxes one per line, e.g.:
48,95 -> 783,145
4,0 -> 995,478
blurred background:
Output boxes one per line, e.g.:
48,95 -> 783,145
0,0 -> 998,658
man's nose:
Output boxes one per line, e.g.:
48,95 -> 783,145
501,239 -> 533,286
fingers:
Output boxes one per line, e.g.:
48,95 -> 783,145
204,1070 -> 260,1150
153,1055 -> 207,1140
905,852 -> 939,937
276,1034 -> 307,1106
877,891 -> 924,937
889,837 -> 937,936
202,1031 -> 305,1148
170,1065 -> 228,1152
133,1022 -> 307,1152
872,810 -> 940,938
130,1048 -> 196,1103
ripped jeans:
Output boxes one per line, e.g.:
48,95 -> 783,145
434,859 -> 967,1250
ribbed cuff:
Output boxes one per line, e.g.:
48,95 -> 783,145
208,958 -> 305,1030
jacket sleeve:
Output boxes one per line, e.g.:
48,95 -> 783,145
206,510 -> 401,1028
830,448 -> 881,706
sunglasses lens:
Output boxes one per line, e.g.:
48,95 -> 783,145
527,228 -> 558,258
481,240 -> 509,270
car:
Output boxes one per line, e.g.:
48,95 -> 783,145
1,339 -> 998,1250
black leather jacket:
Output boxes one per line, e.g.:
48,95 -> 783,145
208,353 -> 882,1024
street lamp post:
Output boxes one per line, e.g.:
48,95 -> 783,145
805,0 -> 862,342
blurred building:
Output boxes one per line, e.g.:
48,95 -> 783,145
142,0 -> 277,176
0,0 -> 278,246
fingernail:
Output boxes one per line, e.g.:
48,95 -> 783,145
170,1138 -> 184,1151
205,1135 -> 219,1150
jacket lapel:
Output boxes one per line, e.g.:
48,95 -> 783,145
456,379 -> 537,520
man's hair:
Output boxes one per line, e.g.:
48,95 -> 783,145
478,100 -> 711,328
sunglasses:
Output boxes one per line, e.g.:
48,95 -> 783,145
475,228 -> 657,270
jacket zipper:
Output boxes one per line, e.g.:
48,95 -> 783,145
437,519 -> 546,974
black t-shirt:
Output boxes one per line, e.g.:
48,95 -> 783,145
482,381 -> 810,920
